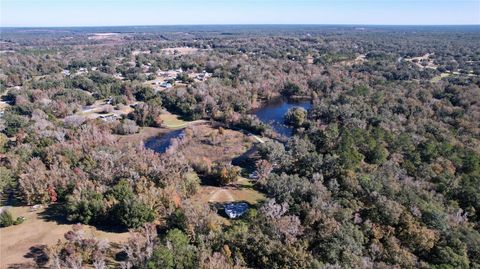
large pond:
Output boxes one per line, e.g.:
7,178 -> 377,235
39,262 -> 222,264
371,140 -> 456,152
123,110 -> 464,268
144,129 -> 184,153
145,98 -> 311,153
253,98 -> 311,137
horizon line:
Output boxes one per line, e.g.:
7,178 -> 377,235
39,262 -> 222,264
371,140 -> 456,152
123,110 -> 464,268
1,23 -> 480,29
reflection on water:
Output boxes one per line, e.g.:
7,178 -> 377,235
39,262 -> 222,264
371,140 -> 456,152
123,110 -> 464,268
145,98 -> 311,153
144,129 -> 184,153
253,98 -> 311,137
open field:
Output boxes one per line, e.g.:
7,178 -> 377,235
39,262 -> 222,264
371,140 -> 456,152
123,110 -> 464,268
192,177 -> 265,205
88,33 -> 122,41
431,72 -> 451,82
158,112 -> 190,129
176,125 -> 265,206
161,47 -> 199,55
116,126 -> 169,144
0,100 -> 10,110
0,206 -> 129,268
179,124 -> 256,164
405,53 -> 438,70
0,89 -> 12,111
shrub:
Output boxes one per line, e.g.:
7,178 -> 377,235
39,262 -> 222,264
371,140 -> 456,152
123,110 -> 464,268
0,166 -> 13,198
0,210 -> 14,227
237,114 -> 266,135
0,133 -> 8,153
181,172 -> 200,196
212,163 -> 240,186
14,216 -> 25,225
284,107 -> 307,128
115,119 -> 139,135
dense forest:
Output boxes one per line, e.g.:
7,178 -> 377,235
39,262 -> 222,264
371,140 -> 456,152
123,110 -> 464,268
0,26 -> 479,269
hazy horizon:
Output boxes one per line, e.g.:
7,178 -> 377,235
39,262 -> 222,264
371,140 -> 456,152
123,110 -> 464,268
1,24 -> 480,29
1,0 -> 479,27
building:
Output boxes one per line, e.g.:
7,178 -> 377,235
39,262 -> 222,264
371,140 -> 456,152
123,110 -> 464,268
160,82 -> 173,88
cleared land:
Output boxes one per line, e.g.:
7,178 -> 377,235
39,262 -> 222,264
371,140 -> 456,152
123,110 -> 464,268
161,47 -> 199,55
431,72 -> 451,82
179,124 -> 256,164
77,99 -> 134,120
87,33 -> 122,41
158,112 -> 190,129
405,53 -> 438,70
177,125 -> 266,206
193,177 -> 265,205
116,126 -> 170,145
0,206 -> 129,268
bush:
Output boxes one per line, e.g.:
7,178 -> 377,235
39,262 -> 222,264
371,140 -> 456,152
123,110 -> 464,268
0,166 -> 13,198
14,216 -> 25,225
0,210 -> 14,227
0,133 -> 8,153
237,114 -> 267,135
181,172 -> 200,196
212,163 -> 240,186
284,107 -> 307,128
115,119 -> 139,135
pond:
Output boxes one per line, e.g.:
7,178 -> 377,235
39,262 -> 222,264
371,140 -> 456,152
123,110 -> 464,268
144,129 -> 184,153
145,98 -> 311,153
252,98 -> 311,137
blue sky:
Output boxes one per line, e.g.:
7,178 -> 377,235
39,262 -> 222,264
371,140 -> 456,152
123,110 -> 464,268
1,0 -> 479,27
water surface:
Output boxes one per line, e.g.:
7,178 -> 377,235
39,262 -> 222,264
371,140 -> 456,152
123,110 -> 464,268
144,129 -> 184,153
253,98 -> 311,137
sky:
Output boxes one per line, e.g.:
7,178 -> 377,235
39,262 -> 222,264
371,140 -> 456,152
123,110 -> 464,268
1,0 -> 479,27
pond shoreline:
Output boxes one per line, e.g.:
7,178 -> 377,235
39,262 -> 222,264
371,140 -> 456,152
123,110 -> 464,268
251,96 -> 312,137
143,96 -> 312,153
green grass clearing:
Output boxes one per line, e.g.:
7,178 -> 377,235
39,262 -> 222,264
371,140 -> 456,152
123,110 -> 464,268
159,113 -> 189,129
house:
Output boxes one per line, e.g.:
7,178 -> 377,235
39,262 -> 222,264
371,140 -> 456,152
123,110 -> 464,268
76,68 -> 88,75
99,114 -> 120,122
114,73 -> 124,80
196,71 -> 212,81
160,82 -> 173,88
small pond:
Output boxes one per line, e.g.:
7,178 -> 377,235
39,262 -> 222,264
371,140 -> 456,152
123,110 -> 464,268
252,98 -> 311,137
144,129 -> 184,153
